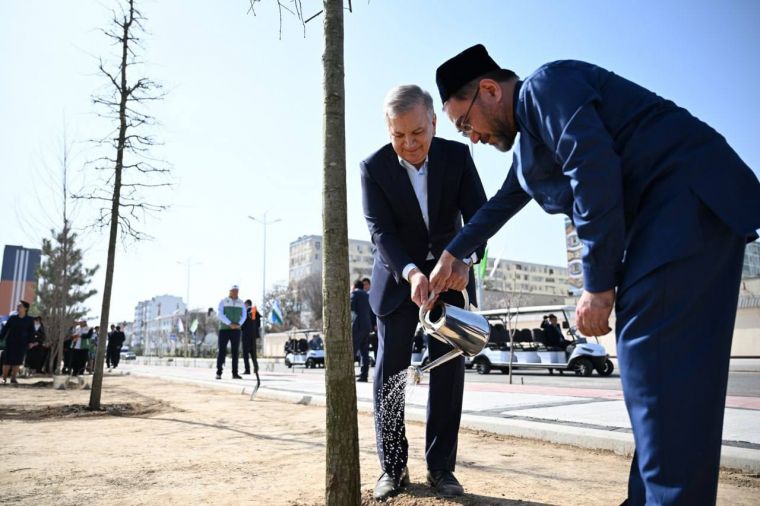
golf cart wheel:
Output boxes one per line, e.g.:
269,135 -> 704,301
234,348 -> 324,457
574,358 -> 593,377
475,359 -> 491,375
305,358 -> 315,369
597,358 -> 614,376
285,360 -> 292,368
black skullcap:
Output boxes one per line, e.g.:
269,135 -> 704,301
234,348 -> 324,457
436,44 -> 500,103
19,300 -> 30,310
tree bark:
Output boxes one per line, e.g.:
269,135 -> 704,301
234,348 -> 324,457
89,0 -> 133,410
321,0 -> 361,504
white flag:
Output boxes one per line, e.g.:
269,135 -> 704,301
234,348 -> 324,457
177,318 -> 185,332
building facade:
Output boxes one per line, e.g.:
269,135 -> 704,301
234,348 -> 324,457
744,240 -> 760,279
0,245 -> 41,316
289,234 -> 568,308
133,295 -> 186,354
289,235 -> 374,285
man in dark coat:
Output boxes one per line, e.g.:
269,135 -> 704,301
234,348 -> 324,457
361,84 -> 487,500
241,299 -> 261,375
350,279 -> 373,383
430,44 -> 760,505
1,301 -> 34,384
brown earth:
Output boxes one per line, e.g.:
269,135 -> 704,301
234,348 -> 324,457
0,375 -> 756,505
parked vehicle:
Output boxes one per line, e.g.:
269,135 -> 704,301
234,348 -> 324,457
471,305 -> 614,377
120,346 -> 137,360
284,329 -> 325,369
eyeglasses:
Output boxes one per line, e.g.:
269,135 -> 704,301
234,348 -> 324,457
455,87 -> 480,137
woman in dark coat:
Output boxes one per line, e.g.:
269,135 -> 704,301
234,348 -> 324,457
24,316 -> 48,373
1,300 -> 34,385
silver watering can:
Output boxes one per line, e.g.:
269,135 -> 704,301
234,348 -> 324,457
409,290 -> 490,384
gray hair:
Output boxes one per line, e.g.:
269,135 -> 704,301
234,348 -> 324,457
383,85 -> 434,122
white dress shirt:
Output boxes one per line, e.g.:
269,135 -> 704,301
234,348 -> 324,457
398,156 -> 477,282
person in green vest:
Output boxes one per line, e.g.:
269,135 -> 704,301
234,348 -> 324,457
216,284 -> 246,380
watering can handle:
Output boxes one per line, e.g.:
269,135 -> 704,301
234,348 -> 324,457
418,289 -> 470,332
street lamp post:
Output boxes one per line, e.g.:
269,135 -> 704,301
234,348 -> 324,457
177,258 -> 201,357
248,212 -> 281,341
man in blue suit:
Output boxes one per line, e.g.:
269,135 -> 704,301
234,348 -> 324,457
430,45 -> 760,505
351,279 -> 373,382
361,84 -> 487,500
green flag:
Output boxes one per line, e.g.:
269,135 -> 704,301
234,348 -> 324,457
190,319 -> 199,333
477,247 -> 489,279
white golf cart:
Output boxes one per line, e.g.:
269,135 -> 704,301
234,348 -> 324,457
284,329 -> 325,369
470,305 -> 614,377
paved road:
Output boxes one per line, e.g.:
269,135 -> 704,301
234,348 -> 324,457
231,358 -> 760,397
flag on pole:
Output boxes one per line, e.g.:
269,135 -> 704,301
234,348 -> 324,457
190,319 -> 199,333
177,318 -> 185,332
477,247 -> 489,279
270,300 -> 284,325
490,257 -> 500,278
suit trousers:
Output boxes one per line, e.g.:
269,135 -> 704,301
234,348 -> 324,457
374,284 -> 465,480
217,329 -> 241,376
354,330 -> 370,378
616,203 -> 745,505
242,336 -> 258,374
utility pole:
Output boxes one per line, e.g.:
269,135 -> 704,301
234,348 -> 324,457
248,212 -> 281,340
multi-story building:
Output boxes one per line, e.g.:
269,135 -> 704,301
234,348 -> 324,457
133,295 -> 186,353
0,245 -> 41,316
289,235 -> 373,285
482,258 -> 568,297
743,240 -> 760,279
289,234 -> 568,309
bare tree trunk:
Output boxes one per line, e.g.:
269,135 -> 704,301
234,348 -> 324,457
321,0 -> 360,504
89,1 -> 133,410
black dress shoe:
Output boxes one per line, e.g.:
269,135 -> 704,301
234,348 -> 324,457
427,470 -> 464,497
356,376 -> 368,383
373,466 -> 409,501
232,374 -> 243,379
242,371 -> 251,375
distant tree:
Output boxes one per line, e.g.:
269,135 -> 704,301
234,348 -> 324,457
262,284 -> 302,332
297,272 -> 323,328
79,0 -> 170,410
37,224 -> 99,373
35,128 -> 99,374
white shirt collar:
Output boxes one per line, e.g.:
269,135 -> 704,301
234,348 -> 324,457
398,155 -> 428,173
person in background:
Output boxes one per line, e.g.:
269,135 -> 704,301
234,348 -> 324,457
108,325 -> 126,369
1,301 -> 34,385
106,324 -> 116,368
216,285 -> 246,380
241,299 -> 261,375
25,316 -> 48,374
70,320 -> 91,376
350,279 -> 373,383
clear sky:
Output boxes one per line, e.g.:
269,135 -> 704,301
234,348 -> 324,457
1,0 -> 758,322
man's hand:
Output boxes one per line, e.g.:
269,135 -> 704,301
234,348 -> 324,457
429,250 -> 469,295
230,323 -> 240,330
576,289 -> 615,336
409,268 -> 430,307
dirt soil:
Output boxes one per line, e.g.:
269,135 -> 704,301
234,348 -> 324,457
0,375 -> 757,506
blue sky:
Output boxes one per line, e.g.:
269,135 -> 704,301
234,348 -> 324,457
1,0 -> 758,321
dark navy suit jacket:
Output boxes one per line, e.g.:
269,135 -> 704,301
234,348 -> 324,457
361,137 -> 488,317
446,60 -> 760,293
350,288 -> 373,337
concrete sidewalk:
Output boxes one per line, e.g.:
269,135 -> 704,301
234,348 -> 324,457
121,360 -> 760,473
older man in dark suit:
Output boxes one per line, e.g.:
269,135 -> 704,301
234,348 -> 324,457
360,84 -> 487,500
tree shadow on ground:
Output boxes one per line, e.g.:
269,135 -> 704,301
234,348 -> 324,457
361,483 -> 555,505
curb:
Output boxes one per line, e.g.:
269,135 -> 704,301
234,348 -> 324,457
127,369 -> 760,474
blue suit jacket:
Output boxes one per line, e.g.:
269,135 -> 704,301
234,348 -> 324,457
447,60 -> 760,293
361,137 -> 488,316
350,288 -> 373,336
